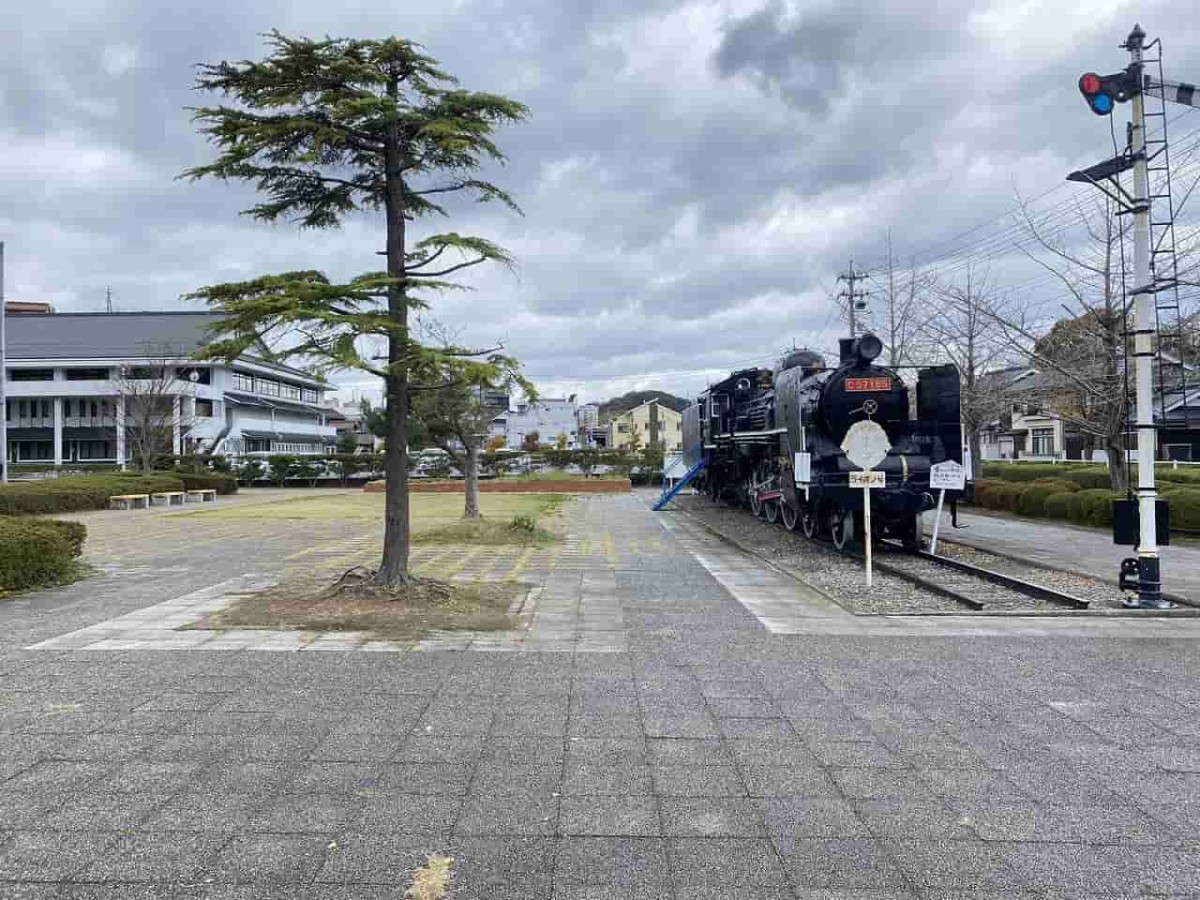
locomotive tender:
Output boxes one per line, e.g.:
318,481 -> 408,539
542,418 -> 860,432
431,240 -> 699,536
682,332 -> 967,550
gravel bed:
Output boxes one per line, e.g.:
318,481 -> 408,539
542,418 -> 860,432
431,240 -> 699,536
932,539 -> 1133,608
673,495 -> 964,615
673,494 -> 1137,614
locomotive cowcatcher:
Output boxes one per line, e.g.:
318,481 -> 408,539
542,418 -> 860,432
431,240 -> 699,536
681,333 -> 968,550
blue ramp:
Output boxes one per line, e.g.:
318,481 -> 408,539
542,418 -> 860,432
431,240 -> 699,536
653,461 -> 705,511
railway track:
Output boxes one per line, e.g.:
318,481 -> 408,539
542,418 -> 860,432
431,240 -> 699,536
740,501 -> 1096,612
867,542 -> 1091,612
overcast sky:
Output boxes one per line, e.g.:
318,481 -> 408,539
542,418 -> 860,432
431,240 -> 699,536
4,0 -> 1200,403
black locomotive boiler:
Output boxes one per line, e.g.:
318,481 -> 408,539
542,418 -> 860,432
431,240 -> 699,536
682,333 -> 967,549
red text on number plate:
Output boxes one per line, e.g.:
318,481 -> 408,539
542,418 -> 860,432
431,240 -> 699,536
845,377 -> 892,392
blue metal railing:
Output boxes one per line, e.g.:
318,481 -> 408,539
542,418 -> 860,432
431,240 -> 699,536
653,460 -> 705,511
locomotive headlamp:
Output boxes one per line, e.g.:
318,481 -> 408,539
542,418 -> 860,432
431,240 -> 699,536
855,333 -> 883,363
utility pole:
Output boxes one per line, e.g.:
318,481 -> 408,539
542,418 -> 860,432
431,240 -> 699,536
0,241 -> 7,483
106,286 -> 113,314
837,260 -> 869,337
1126,25 -> 1165,608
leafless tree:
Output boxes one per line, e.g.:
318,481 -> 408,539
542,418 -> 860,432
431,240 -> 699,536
923,266 -> 1015,480
978,193 -> 1135,490
874,230 -> 926,367
112,350 -> 195,474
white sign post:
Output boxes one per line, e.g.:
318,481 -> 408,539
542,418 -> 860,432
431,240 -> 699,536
928,460 -> 966,556
849,470 -> 885,586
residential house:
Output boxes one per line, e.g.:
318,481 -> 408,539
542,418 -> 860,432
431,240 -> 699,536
498,396 -> 579,449
607,398 -> 683,452
2,309 -> 336,467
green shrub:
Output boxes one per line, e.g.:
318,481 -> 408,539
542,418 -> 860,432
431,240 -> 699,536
267,455 -> 298,485
1058,468 -> 1114,490
1165,489 -> 1200,531
1016,480 -> 1079,517
1071,489 -> 1120,527
972,479 -> 1025,512
172,471 -> 238,495
1042,491 -> 1081,521
237,459 -> 266,483
0,474 -> 185,516
0,516 -> 86,592
992,463 -> 1083,482
1155,467 -> 1200,486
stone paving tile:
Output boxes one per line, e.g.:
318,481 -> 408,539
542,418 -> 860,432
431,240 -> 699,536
5,493 -> 1200,896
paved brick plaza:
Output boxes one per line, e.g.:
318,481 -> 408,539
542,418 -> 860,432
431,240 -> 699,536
2,490 -> 1200,897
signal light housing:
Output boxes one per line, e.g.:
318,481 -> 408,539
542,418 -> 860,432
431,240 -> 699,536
1079,69 -> 1139,116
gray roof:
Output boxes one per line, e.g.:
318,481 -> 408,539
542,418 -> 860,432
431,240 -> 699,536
4,311 -> 221,360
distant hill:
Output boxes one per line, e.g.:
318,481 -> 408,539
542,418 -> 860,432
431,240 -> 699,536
597,390 -> 691,423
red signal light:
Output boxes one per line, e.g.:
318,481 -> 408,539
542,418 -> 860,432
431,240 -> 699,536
1080,73 -> 1102,94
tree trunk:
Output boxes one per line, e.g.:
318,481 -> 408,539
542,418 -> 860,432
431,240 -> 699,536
968,430 -> 983,485
463,444 -> 481,519
375,75 -> 411,588
1106,439 -> 1129,493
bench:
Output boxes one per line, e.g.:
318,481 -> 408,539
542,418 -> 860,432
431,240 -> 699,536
151,491 -> 186,507
184,489 -> 218,503
109,493 -> 150,510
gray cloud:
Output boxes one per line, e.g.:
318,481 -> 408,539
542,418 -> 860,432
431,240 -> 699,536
4,0 -> 1200,404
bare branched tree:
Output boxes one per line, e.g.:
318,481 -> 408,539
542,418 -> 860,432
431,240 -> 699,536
923,266 -> 1014,479
978,193 -> 1134,490
112,350 -> 195,474
875,230 -> 926,367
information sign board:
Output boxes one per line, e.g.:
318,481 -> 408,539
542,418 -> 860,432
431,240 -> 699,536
849,470 -> 885,489
929,460 -> 966,491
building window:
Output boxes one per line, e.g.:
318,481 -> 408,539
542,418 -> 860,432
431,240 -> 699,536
280,383 -> 301,400
1031,428 -> 1054,456
245,437 -> 271,453
195,399 -> 214,418
258,379 -> 280,397
66,367 -> 109,381
8,368 -> 53,381
1164,444 -> 1193,462
302,388 -> 319,404
233,372 -> 254,392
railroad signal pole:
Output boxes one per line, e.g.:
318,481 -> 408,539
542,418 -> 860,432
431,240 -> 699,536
1068,23 -> 1200,608
837,261 -> 869,336
1125,26 -> 1164,608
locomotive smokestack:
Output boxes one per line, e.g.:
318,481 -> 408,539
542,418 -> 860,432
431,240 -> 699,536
838,337 -> 855,364
840,333 -> 883,366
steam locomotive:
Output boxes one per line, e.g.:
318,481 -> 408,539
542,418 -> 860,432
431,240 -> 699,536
682,333 -> 967,549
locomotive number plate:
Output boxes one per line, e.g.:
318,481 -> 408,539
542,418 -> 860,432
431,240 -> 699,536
845,377 -> 892,392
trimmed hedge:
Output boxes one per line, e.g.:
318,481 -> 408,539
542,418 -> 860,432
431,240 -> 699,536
0,516 -> 87,592
174,472 -> 238,495
0,474 -> 185,516
1042,491 -> 1081,521
1016,480 -> 1080,517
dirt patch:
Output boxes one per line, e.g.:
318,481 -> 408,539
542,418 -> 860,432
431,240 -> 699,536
189,569 -> 524,642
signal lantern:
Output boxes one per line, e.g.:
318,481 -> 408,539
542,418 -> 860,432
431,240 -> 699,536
1079,70 -> 1138,116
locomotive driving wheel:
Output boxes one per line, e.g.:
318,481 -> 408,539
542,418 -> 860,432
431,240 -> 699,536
749,489 -> 763,517
800,507 -> 817,539
830,505 -> 854,551
764,501 -> 779,524
780,502 -> 799,531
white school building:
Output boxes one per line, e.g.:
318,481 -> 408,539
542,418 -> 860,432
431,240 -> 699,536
2,310 -> 336,467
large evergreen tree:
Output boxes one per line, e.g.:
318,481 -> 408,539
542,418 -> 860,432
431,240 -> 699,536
182,32 -> 528,586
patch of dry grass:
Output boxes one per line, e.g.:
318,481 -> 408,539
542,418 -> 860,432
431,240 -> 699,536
406,853 -> 453,900
190,570 -> 523,642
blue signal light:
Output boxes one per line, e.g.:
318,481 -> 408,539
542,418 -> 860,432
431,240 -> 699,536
1092,93 -> 1114,114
